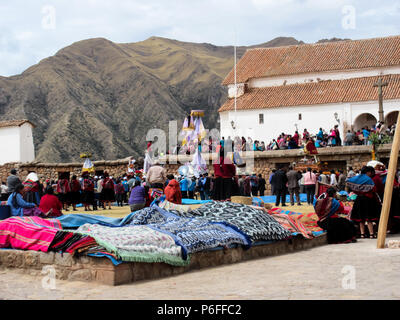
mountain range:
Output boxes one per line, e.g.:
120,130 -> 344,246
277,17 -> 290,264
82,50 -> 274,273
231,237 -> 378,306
0,36 -> 343,162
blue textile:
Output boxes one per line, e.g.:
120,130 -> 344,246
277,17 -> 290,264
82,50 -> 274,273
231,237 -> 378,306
181,199 -> 212,205
252,194 -> 308,205
56,211 -> 138,229
346,174 -> 375,193
86,252 -> 123,266
127,206 -> 251,259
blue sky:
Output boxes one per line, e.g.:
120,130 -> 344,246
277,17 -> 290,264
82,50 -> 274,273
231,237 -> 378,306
0,0 -> 399,76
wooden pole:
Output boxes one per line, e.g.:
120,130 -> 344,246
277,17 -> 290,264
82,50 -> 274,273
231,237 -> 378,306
377,112 -> 400,248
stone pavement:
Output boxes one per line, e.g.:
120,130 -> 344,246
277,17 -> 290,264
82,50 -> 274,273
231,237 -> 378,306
1,235 -> 400,300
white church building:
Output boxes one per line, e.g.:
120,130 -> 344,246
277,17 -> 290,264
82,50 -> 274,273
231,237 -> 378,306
219,35 -> 400,143
0,120 -> 35,165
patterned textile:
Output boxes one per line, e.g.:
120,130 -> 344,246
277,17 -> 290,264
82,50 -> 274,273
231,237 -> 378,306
313,194 -> 341,221
158,200 -> 191,212
0,217 -> 61,252
268,208 -> 324,233
76,224 -> 188,266
171,201 -> 291,241
346,174 -> 375,193
269,214 -> 314,239
128,206 -> 251,257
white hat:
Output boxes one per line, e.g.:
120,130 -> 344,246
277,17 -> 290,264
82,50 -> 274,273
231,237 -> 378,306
26,172 -> 39,182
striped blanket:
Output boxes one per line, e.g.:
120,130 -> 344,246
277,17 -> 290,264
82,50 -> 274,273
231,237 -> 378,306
268,214 -> 313,239
268,208 -> 324,234
128,206 -> 251,257
76,224 -> 189,266
0,217 -> 62,252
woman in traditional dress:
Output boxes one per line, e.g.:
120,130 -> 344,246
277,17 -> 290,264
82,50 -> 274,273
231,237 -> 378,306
101,172 -> 115,210
314,187 -> 357,244
68,175 -> 81,211
23,172 -> 41,205
7,184 -> 50,217
82,172 -> 95,211
347,166 -> 382,238
56,173 -> 70,211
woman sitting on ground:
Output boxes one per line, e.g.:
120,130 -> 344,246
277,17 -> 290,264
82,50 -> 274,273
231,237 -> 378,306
7,184 -> 51,217
39,187 -> 63,217
314,187 -> 357,244
164,174 -> 182,205
129,180 -> 146,212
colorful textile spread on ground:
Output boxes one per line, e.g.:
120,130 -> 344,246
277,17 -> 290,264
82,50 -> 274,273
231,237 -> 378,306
127,206 -> 251,257
268,208 -> 324,235
268,214 -> 314,239
55,212 -> 138,229
0,217 -> 62,252
170,201 -> 291,241
76,224 -> 188,266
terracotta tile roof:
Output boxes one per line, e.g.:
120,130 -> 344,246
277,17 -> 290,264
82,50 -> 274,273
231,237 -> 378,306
222,35 -> 400,85
219,74 -> 400,112
0,119 -> 35,128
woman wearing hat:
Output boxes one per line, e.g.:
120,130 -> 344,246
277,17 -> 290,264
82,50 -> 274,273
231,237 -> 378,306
23,172 -> 41,205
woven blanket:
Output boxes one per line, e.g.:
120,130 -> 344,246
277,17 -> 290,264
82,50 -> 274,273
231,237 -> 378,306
268,208 -> 324,233
0,217 -> 62,252
171,201 -> 291,241
268,214 -> 313,239
128,206 -> 251,257
76,224 -> 188,266
56,212 -> 140,229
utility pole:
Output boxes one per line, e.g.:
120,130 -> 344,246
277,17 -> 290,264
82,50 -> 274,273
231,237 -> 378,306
373,77 -> 388,123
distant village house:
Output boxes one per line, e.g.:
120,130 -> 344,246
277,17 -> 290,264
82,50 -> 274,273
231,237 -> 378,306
0,120 -> 35,165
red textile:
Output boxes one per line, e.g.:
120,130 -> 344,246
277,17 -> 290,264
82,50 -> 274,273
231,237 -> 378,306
222,158 -> 236,178
305,141 -> 318,154
39,194 -> 63,217
56,179 -> 70,194
213,157 -> 224,178
164,180 -> 182,204
70,180 -> 81,192
372,174 -> 385,195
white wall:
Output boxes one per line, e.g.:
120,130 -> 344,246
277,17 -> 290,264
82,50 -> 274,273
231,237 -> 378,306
220,99 -> 400,144
247,66 -> 400,88
0,127 -> 20,165
19,123 -> 35,163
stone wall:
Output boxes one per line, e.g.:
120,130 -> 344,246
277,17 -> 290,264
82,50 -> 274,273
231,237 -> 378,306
0,233 -> 327,286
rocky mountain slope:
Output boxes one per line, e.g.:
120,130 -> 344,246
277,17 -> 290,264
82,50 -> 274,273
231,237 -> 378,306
0,36 -> 304,162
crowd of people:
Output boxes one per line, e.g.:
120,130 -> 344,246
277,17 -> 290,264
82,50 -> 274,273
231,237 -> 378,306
172,122 -> 396,157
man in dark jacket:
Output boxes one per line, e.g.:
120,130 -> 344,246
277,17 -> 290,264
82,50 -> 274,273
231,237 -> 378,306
286,166 -> 302,206
258,174 -> 266,196
7,168 -> 21,198
271,166 -> 288,206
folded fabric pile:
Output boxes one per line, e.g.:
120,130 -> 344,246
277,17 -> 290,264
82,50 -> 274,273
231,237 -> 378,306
268,208 -> 324,235
0,216 -> 98,255
268,214 -> 314,239
76,224 -> 188,266
170,201 -> 291,241
127,206 -> 251,257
